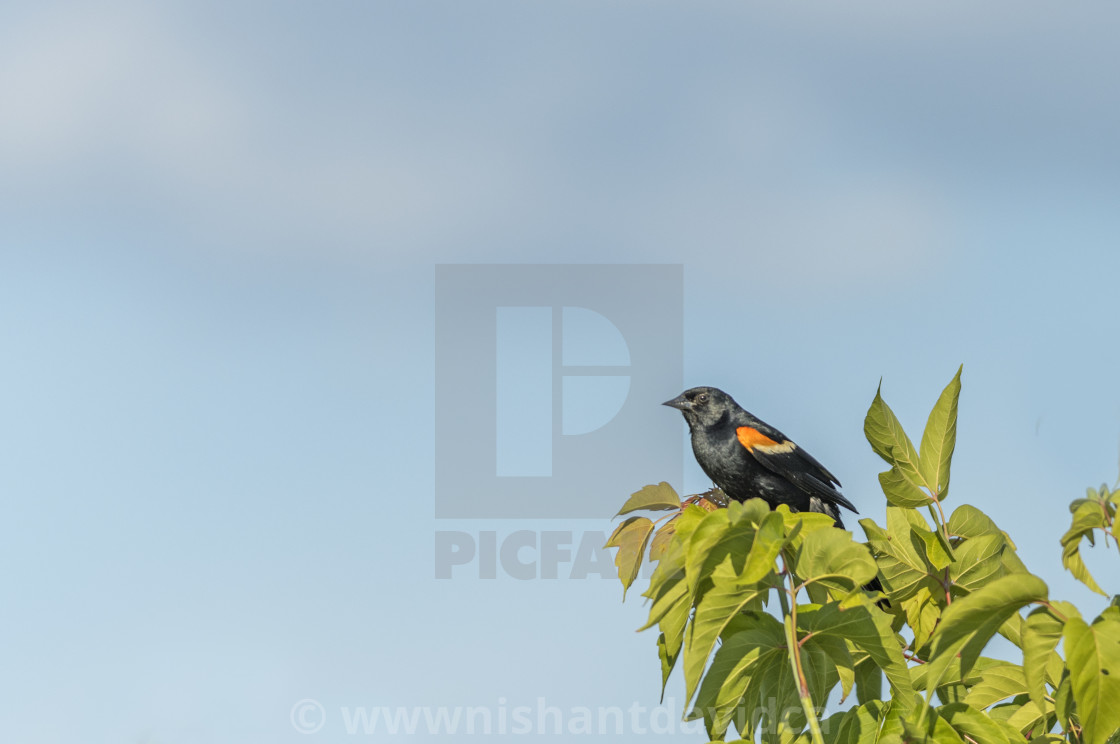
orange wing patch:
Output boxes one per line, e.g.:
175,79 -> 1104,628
736,426 -> 797,454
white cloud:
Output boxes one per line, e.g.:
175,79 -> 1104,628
0,0 -> 1109,279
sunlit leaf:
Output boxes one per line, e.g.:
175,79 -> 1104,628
949,534 -> 1005,594
657,632 -> 676,697
795,526 -> 878,594
648,519 -> 677,562
684,508 -> 736,598
791,616 -> 842,718
651,579 -> 692,697
644,505 -> 706,605
681,507 -> 789,712
865,383 -> 923,480
879,466 -> 934,508
616,481 -> 682,516
1064,615 -> 1120,744
831,700 -> 886,744
1061,500 -> 1109,596
641,505 -> 706,697
919,365 -> 962,501
742,510 -> 787,585
640,572 -> 688,631
947,504 -> 1002,539
1053,669 -> 1073,731
961,662 -> 1028,709
854,654 -> 883,706
1003,698 -> 1048,737
1000,545 -> 1030,577
605,516 -> 655,599
683,555 -> 767,707
939,702 -> 1015,744
1022,605 -> 1065,710
690,613 -> 788,740
912,656 -> 1001,704
913,525 -> 954,572
993,719 -> 1031,744
902,585 -> 942,651
809,632 -> 855,702
925,574 -> 1049,697
801,597 -> 914,707
685,499 -> 771,600
861,508 -> 942,602
777,504 -> 838,539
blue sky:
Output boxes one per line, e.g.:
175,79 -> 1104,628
2,2 -> 1120,742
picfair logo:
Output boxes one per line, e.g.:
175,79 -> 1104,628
435,265 -> 682,518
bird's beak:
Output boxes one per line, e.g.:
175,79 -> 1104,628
662,394 -> 691,411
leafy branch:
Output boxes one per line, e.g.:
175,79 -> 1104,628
606,367 -> 1120,744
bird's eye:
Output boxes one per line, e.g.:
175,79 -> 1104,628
697,393 -> 709,404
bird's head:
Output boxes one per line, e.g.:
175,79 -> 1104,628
662,386 -> 736,428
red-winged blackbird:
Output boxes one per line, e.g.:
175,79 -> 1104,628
665,386 -> 887,601
664,386 -> 857,525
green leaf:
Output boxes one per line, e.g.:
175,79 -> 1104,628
644,504 -> 705,601
795,526 -> 878,593
880,466 -> 934,508
1000,544 -> 1030,577
874,697 -> 908,744
657,632 -> 676,696
913,525 -> 954,572
949,534 -> 1006,594
640,573 -> 688,631
993,719 -> 1031,744
809,632 -> 855,702
925,574 -> 1049,698
789,615 -> 841,718
777,504 -> 838,539
829,701 -> 886,744
1022,606 -> 1065,709
1053,668 -> 1073,730
742,511 -> 788,584
861,507 -> 942,602
947,504 -> 1002,539
1004,698 -> 1048,738
902,585 -> 943,651
939,702 -> 1016,744
690,614 -> 789,740
616,481 -> 681,515
801,597 -> 914,707
655,581 -> 692,697
1064,615 -> 1120,744
684,558 -> 767,707
887,697 -> 966,744
685,508 -> 736,598
912,656 -> 1001,703
686,500 -> 772,599
961,662 -> 1028,709
865,382 -> 923,480
605,516 -> 655,598
648,519 -> 677,562
930,713 -> 969,744
1061,500 -> 1109,596
676,517 -> 784,703
918,365 -> 962,501
854,654 -> 883,705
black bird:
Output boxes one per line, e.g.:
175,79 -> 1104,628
665,386 -> 888,603
663,386 -> 857,526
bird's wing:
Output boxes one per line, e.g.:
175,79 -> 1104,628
735,425 -> 858,514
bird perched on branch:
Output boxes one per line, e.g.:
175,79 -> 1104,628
663,386 -> 857,527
